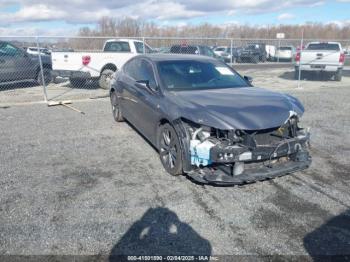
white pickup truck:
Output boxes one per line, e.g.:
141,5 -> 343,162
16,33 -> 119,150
295,42 -> 345,81
51,39 -> 152,89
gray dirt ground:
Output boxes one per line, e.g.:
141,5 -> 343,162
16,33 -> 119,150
0,67 -> 349,259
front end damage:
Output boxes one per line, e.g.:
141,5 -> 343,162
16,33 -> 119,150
176,117 -> 311,185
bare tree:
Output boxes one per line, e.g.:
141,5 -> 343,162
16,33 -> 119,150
73,17 -> 350,50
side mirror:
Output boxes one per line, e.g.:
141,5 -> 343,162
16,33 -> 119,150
136,80 -> 157,92
244,75 -> 253,84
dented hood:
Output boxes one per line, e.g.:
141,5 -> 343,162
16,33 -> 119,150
167,87 -> 304,130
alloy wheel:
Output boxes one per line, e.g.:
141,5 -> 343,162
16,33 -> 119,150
159,128 -> 178,170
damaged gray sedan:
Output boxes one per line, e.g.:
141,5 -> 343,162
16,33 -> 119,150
110,54 -> 311,185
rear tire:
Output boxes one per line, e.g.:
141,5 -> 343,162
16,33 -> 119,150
110,91 -> 124,122
157,123 -> 183,176
70,78 -> 87,88
99,69 -> 115,90
37,68 -> 52,85
335,69 -> 342,81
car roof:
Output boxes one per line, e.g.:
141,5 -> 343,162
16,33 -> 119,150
307,41 -> 340,44
136,53 -> 219,62
105,39 -> 142,43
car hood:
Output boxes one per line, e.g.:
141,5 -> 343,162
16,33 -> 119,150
166,87 -> 304,130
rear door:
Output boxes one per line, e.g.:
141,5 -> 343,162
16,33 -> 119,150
118,58 -> 140,123
130,59 -> 161,142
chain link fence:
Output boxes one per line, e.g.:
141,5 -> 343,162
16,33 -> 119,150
0,36 -> 349,105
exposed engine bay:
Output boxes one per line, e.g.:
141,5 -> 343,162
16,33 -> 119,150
181,117 -> 311,185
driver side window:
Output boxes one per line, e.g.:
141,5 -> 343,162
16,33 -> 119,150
123,58 -> 157,90
138,60 -> 157,90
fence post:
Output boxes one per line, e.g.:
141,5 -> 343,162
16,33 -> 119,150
297,30 -> 304,89
230,38 -> 233,64
143,37 -> 146,54
36,36 -> 48,102
277,39 -> 281,63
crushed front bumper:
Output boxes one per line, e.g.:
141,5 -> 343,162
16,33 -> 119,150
187,151 -> 311,186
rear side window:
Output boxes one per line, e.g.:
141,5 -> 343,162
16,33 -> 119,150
306,43 -> 340,51
104,41 -> 131,52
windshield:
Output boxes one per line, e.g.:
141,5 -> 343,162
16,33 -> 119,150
247,45 -> 258,50
157,60 -> 249,91
306,43 -> 340,51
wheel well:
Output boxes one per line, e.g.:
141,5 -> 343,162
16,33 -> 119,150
159,118 -> 170,127
101,63 -> 117,74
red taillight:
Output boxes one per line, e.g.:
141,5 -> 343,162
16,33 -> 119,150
339,53 -> 345,63
295,52 -> 301,62
82,55 -> 91,66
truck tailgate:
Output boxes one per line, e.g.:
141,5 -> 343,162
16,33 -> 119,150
51,52 -> 86,71
300,50 -> 340,66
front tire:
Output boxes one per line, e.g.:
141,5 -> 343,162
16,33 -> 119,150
99,69 -> 115,90
158,123 -> 183,176
110,91 -> 124,122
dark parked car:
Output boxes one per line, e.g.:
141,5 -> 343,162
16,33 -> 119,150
221,47 -> 242,63
170,45 -> 223,61
238,43 -> 267,63
0,41 -> 52,85
110,54 -> 311,185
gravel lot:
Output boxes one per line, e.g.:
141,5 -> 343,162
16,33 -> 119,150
0,67 -> 349,259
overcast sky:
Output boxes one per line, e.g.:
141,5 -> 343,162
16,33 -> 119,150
0,0 -> 349,35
